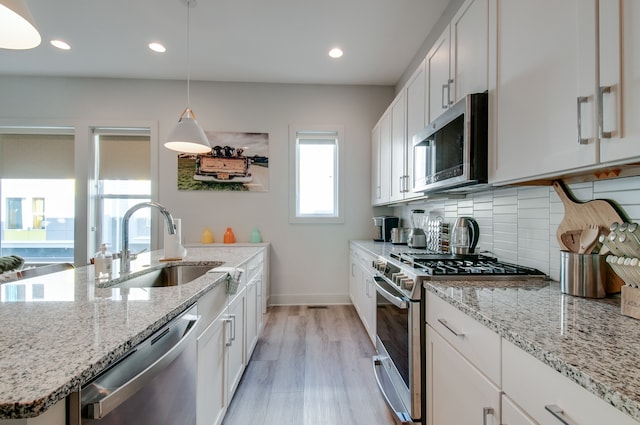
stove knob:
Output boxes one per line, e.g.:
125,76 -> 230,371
401,278 -> 415,291
392,273 -> 406,285
372,260 -> 386,272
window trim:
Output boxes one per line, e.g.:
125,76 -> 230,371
288,125 -> 345,224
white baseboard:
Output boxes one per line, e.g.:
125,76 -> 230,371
268,292 -> 350,306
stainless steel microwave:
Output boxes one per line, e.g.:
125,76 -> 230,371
412,92 -> 488,193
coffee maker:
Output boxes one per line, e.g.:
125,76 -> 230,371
373,216 -> 399,242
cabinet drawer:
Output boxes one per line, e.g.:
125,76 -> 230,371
246,251 -> 263,280
426,292 -> 500,385
198,281 -> 227,335
502,339 -> 638,425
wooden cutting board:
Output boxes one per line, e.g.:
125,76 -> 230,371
553,180 -> 625,250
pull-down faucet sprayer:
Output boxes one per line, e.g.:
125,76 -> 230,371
120,202 -> 175,274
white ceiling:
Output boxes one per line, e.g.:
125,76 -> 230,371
0,0 -> 451,86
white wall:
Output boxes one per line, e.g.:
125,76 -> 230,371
394,177 -> 640,280
0,75 -> 395,305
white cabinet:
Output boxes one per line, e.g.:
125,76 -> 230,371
502,339 -> 639,425
426,328 -> 500,425
245,252 -> 263,360
349,244 -> 376,344
197,249 -> 265,425
405,60 -> 427,198
197,282 -> 229,425
427,0 -> 488,123
491,0 -> 599,184
599,0 -> 640,165
501,395 -> 537,425
425,292 -> 501,425
390,91 -> 407,202
372,112 -> 391,205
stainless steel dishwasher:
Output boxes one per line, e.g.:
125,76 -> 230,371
68,304 -> 199,425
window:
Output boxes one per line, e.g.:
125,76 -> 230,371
289,125 -> 344,223
0,131 -> 75,265
92,129 -> 151,255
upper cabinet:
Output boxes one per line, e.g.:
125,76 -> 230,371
490,0 -> 640,185
372,112 -> 391,205
389,91 -> 407,202
427,0 -> 489,123
490,0 -> 599,184
599,0 -> 640,165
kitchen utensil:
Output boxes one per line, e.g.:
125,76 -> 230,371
408,209 -> 427,248
451,217 -> 480,255
578,224 -> 600,254
553,180 -> 625,251
560,229 -> 582,253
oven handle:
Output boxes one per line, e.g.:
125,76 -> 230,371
374,277 -> 408,309
84,312 -> 200,419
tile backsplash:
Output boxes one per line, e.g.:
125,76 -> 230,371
393,176 -> 640,280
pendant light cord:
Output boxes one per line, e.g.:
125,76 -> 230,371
186,0 -> 192,109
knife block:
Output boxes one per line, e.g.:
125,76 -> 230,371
621,286 -> 640,320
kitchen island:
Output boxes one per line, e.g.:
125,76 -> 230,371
353,240 -> 640,423
0,245 -> 265,421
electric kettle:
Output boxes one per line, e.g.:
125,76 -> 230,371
451,217 -> 480,255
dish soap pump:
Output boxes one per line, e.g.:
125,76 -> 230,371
94,243 -> 112,279
224,227 -> 236,244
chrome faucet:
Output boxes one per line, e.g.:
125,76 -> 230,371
120,202 -> 175,274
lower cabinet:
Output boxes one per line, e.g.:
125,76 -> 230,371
501,395 -> 536,425
349,244 -> 376,344
502,339 -> 639,425
196,249 -> 264,425
426,322 -> 500,425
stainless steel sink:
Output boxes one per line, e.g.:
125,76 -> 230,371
113,263 -> 223,289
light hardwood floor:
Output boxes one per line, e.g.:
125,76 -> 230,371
222,305 -> 397,425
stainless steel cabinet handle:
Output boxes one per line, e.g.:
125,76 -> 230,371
577,96 -> 589,144
224,317 -> 233,346
442,83 -> 449,109
230,314 -> 237,342
483,407 -> 494,425
447,79 -> 454,105
437,318 -> 465,337
545,404 -> 578,425
598,85 -> 613,139
399,176 -> 404,193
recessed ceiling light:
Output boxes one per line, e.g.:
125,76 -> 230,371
50,39 -> 70,50
329,47 -> 343,58
149,42 -> 166,53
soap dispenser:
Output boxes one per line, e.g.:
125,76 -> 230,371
94,243 -> 113,279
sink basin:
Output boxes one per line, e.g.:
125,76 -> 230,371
113,263 -> 223,289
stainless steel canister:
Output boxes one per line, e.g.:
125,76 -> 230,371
559,251 -> 606,298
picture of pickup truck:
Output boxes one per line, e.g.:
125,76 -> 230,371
177,131 -> 269,192
194,145 -> 253,183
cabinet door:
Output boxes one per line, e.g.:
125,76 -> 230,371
491,0 -> 598,184
362,269 -> 376,344
426,28 -> 452,123
390,92 -> 407,202
197,313 -> 227,425
426,327 -> 500,425
502,395 -> 537,425
406,60 -> 426,198
450,0 -> 488,103
372,113 -> 391,205
226,288 -> 246,398
600,0 -> 640,163
245,278 -> 258,359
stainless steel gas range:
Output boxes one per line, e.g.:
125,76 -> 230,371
371,251 -> 545,425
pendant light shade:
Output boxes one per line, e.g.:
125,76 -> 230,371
0,0 -> 41,50
164,0 -> 211,154
165,108 -> 211,154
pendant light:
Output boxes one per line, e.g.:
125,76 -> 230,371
164,0 -> 211,154
0,0 -> 41,50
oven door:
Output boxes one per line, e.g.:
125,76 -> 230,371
373,276 -> 418,424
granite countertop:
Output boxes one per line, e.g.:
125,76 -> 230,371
0,245 -> 264,420
351,240 -> 640,422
